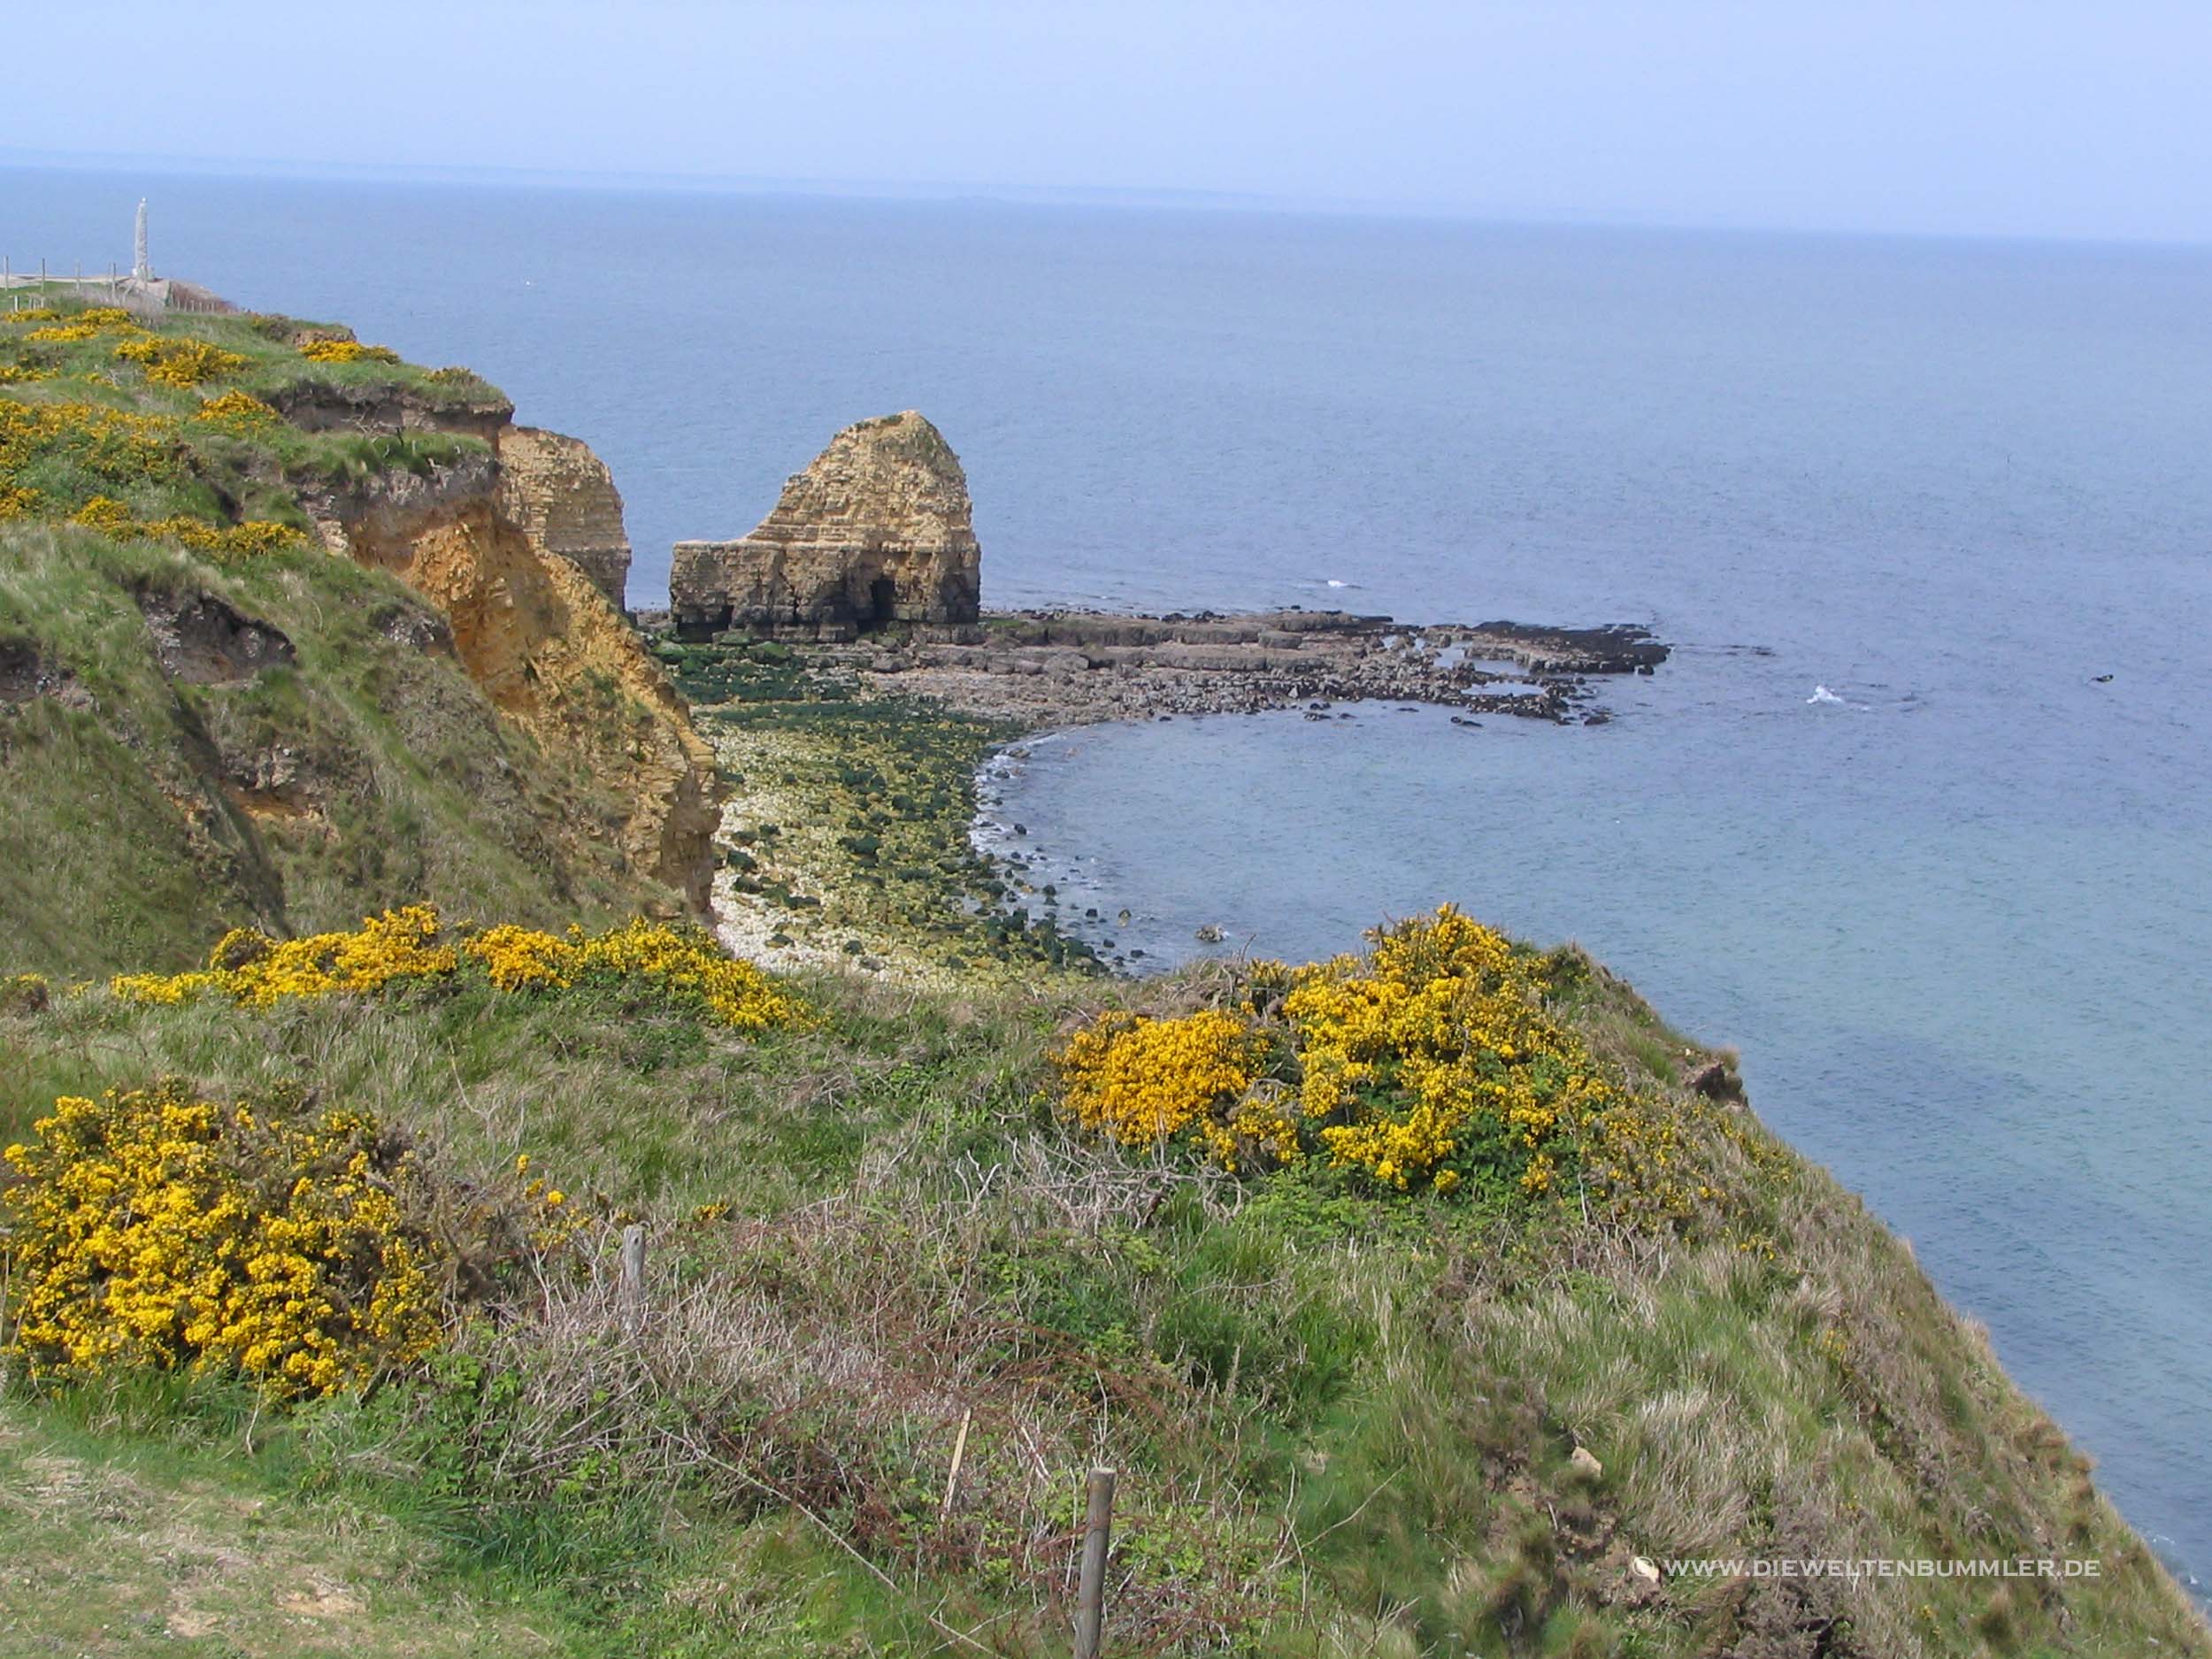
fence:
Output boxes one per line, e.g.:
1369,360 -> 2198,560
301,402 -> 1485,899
2,258 -> 234,315
618,1225 -> 1126,1654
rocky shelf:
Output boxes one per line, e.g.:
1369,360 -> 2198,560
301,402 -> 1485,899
834,608 -> 1667,726
653,408 -> 1664,728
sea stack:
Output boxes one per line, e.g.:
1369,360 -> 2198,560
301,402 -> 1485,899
670,411 -> 982,641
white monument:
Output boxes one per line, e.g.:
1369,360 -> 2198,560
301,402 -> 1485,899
132,199 -> 150,282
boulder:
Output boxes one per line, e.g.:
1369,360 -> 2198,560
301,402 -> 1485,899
671,411 -> 981,640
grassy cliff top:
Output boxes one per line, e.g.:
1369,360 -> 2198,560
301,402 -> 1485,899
1,292 -> 504,541
0,296 -> 672,976
2,906 -> 2206,1658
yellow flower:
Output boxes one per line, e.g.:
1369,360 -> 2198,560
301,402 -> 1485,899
108,908 -> 810,1034
1054,1009 -> 1267,1162
299,339 -> 400,365
194,388 -> 279,429
1053,906 -> 1654,1202
0,1084 -> 451,1395
113,335 -> 246,388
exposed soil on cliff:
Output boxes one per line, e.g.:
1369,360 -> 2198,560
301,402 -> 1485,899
326,476 -> 720,911
134,588 -> 296,686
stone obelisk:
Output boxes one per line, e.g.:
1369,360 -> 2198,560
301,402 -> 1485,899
132,199 -> 150,282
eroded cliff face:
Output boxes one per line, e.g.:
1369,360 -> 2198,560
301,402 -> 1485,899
670,411 -> 981,641
495,426 -> 633,611
311,443 -> 720,913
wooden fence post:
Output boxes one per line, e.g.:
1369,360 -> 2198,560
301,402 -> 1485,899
1073,1466 -> 1116,1659
941,1408 -> 973,1518
618,1223 -> 647,1336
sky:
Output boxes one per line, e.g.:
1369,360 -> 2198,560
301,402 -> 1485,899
6,0 -> 2211,242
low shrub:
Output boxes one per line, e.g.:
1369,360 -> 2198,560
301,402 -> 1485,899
110,907 -> 813,1035
112,334 -> 247,388
68,494 -> 309,557
192,388 -> 280,430
1053,907 -> 1762,1222
299,339 -> 401,365
2,1081 -> 447,1394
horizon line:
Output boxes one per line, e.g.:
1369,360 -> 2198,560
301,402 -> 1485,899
5,144 -> 2209,255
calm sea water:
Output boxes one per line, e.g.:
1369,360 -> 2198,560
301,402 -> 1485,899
6,167 -> 2208,1594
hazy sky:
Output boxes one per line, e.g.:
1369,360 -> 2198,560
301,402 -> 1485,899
9,1 -> 2211,242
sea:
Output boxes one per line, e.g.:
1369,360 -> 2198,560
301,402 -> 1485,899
6,165 -> 2208,1597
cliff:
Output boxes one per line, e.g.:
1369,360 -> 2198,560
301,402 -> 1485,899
495,423 -> 634,611
0,296 -> 719,965
670,410 -> 981,640
7,902 -> 2209,1659
312,449 -> 718,911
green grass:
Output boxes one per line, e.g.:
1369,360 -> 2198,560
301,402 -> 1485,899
3,955 -> 2204,1657
0,1387 -> 612,1657
0,295 -> 505,536
0,520 -> 651,979
0,1362 -> 958,1658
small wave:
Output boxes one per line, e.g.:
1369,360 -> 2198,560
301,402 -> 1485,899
1807,685 -> 1846,705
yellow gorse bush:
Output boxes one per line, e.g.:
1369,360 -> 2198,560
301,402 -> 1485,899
0,403 -> 310,551
0,399 -> 182,486
67,494 -> 309,558
1279,907 -> 1622,1194
466,922 -> 577,992
1054,907 -> 1630,1199
558,917 -> 814,1032
0,1082 -> 444,1394
18,307 -> 139,344
463,918 -> 817,1033
1056,1008 -> 1296,1171
22,322 -> 102,344
193,388 -> 280,429
299,339 -> 401,365
112,334 -> 248,388
109,907 -> 811,1033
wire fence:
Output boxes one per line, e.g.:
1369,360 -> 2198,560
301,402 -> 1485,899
2,258 -> 233,314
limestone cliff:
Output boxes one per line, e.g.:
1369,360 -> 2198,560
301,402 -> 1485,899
310,447 -> 719,913
495,426 -> 634,611
670,411 -> 981,640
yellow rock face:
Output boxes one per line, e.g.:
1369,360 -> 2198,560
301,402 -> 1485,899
324,442 -> 719,912
671,410 -> 982,640
495,425 -> 633,611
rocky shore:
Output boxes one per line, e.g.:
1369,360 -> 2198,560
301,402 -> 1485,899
640,406 -> 1671,972
654,410 -> 1664,730
642,606 -> 1667,728
649,605 -> 1666,979
880,608 -> 1663,724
